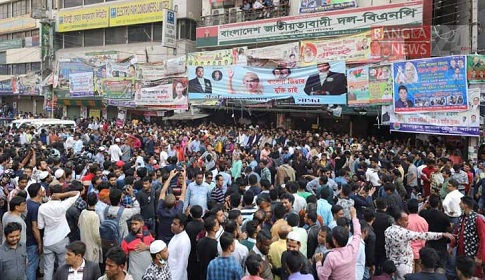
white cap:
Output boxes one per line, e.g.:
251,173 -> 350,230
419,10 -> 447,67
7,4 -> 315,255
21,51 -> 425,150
287,231 -> 302,243
150,240 -> 167,254
99,146 -> 106,152
54,169 -> 65,179
115,138 -> 121,143
38,171 -> 49,180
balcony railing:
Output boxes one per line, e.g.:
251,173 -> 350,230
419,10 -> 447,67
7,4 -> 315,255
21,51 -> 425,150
200,4 -> 290,27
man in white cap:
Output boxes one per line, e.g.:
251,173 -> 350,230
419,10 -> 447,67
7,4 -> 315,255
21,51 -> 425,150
142,240 -> 171,280
38,171 -> 52,191
49,169 -> 66,188
109,138 -> 122,162
279,231 -> 311,280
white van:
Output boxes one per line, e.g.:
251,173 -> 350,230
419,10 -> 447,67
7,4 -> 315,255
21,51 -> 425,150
10,118 -> 59,130
34,119 -> 77,133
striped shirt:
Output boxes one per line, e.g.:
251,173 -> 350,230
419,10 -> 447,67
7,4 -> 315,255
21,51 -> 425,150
211,187 -> 224,204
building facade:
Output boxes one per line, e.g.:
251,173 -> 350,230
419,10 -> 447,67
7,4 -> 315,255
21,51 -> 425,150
0,0 -> 43,116
53,0 -> 201,119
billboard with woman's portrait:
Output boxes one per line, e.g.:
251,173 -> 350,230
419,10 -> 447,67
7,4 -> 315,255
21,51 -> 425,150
393,55 -> 468,113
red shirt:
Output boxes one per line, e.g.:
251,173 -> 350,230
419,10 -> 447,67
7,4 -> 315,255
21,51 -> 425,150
121,230 -> 155,254
421,166 -> 434,197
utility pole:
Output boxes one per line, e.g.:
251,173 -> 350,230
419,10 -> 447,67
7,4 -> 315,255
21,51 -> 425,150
471,0 -> 479,53
33,0 -> 55,117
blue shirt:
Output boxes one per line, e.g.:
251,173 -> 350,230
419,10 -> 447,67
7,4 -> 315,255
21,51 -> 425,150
288,272 -> 314,280
316,198 -> 333,227
207,256 -> 243,280
185,181 -> 210,211
26,199 -> 41,246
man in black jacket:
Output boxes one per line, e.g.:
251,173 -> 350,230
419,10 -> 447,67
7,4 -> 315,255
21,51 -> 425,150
303,62 -> 347,95
53,241 -> 101,280
372,197 -> 394,275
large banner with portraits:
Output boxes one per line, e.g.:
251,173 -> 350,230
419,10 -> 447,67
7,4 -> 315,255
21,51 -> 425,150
299,32 -> 405,66
383,88 -> 480,137
187,61 -> 347,105
393,55 -> 468,113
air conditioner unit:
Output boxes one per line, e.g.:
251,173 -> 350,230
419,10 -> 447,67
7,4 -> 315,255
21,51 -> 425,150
211,8 -> 226,25
228,8 -> 241,23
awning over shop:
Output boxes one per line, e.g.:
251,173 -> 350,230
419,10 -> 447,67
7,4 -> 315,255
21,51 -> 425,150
57,99 -> 104,107
163,112 -> 210,121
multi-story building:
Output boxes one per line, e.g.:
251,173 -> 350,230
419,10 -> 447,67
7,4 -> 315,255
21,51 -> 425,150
192,0 -> 433,133
0,0 -> 43,116
53,0 -> 200,119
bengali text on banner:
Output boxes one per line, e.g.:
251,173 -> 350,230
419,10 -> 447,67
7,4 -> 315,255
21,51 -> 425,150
187,61 -> 347,105
196,1 -> 423,47
393,55 -> 468,113
385,88 -> 480,137
134,78 -> 188,109
69,72 -> 94,97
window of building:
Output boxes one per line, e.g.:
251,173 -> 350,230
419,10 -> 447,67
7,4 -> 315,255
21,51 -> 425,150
152,22 -> 163,42
31,62 -> 41,72
128,23 -> 152,43
84,0 -> 103,5
12,0 -> 28,17
31,29 -> 40,36
0,3 -> 10,19
11,31 -> 26,39
63,0 -> 82,8
63,31 -> 82,48
178,19 -> 196,41
0,64 -> 7,75
54,33 -> 63,51
105,26 -> 126,45
84,29 -> 104,47
12,63 -> 26,75
0,34 -> 9,41
0,52 -> 6,65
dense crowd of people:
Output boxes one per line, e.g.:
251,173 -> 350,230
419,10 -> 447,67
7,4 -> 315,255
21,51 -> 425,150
0,117 -> 483,280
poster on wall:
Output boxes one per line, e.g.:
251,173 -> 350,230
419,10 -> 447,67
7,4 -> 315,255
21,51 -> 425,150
102,78 -> 134,99
369,65 -> 393,105
467,55 -> 485,84
69,72 -> 94,97
299,32 -> 405,66
385,88 -> 480,137
116,108 -> 126,127
106,62 -> 136,78
393,55 -> 468,113
135,78 -> 189,110
187,61 -> 348,105
245,42 -> 300,68
347,66 -> 369,107
187,48 -> 244,66
56,60 -> 94,89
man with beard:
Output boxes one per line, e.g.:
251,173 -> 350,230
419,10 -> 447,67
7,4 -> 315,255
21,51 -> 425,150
121,214 -> 155,280
142,240 -> 171,280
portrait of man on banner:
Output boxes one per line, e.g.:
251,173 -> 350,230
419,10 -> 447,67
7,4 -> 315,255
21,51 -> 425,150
188,66 -> 212,93
303,61 -> 347,95
395,85 -> 413,108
